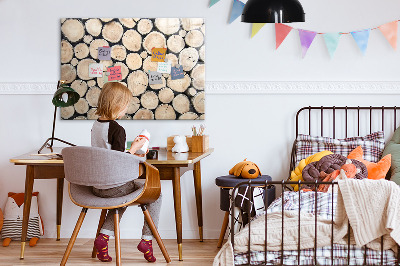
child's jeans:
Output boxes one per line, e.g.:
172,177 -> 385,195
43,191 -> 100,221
92,180 -> 162,240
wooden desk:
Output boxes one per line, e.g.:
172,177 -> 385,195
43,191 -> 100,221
10,147 -> 213,261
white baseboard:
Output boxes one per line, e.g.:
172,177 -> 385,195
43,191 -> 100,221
1,81 -> 400,94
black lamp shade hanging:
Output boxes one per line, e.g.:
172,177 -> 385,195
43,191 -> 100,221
241,0 -> 305,23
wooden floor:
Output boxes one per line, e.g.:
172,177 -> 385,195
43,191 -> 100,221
0,239 -> 221,265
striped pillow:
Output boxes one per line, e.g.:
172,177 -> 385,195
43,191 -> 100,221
294,131 -> 385,166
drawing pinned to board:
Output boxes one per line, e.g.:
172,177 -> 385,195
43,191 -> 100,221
60,18 -> 205,120
89,63 -> 103,77
107,66 -> 122,81
148,71 -> 163,85
98,46 -> 111,60
157,61 -> 172,73
171,65 -> 184,80
151,48 -> 167,62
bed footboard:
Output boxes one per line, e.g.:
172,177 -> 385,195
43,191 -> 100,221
230,180 -> 400,266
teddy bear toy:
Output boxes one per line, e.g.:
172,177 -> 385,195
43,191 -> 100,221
172,135 -> 189,153
229,159 -> 261,179
1,192 -> 43,247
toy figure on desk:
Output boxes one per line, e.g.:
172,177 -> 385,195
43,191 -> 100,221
91,82 -> 162,263
172,135 -> 189,153
1,192 -> 43,247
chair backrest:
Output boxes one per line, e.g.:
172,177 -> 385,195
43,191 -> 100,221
62,146 -> 145,187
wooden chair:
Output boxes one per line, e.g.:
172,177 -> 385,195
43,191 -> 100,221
60,146 -> 171,265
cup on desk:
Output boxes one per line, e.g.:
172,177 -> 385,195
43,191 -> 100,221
146,150 -> 158,160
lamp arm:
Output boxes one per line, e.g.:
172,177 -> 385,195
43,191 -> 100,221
37,104 -> 76,154
50,105 -> 57,148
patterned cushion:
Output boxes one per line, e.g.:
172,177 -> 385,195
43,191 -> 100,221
295,131 -> 385,166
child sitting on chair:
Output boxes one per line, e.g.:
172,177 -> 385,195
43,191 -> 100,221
91,82 -> 162,263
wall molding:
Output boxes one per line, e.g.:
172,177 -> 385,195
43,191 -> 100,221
206,81 -> 400,94
1,81 -> 400,95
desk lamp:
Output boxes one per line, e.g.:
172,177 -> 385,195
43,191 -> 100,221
38,80 -> 80,154
241,0 -> 305,23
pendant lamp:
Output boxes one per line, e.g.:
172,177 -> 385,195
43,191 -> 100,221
38,80 -> 80,154
241,0 -> 305,23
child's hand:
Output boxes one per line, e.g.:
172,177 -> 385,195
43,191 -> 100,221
134,149 -> 149,157
129,137 -> 147,155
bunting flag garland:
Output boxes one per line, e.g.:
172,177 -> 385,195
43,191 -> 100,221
207,3 -> 400,58
298,29 -> 317,58
229,0 -> 245,24
378,21 -> 398,50
209,0 -> 220,7
351,29 -> 370,55
323,33 -> 341,58
251,23 -> 266,38
275,23 -> 293,49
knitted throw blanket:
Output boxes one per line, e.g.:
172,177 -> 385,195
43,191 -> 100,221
335,178 -> 400,251
213,211 -> 339,266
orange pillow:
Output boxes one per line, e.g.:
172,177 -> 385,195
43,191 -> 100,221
347,146 -> 391,180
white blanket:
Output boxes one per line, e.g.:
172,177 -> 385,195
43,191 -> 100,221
335,178 -> 400,251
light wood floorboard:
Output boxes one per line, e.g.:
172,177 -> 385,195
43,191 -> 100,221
0,239 -> 222,265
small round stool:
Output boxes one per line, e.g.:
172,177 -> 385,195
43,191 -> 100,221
215,175 -> 275,248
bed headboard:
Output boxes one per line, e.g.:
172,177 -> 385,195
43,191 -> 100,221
290,106 -> 400,179
295,106 -> 400,138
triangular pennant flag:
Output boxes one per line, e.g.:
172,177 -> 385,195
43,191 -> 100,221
351,29 -> 370,55
298,29 -> 317,58
229,0 -> 245,24
378,21 -> 397,50
251,23 -> 266,38
209,0 -> 220,7
323,33 -> 341,58
275,23 -> 293,49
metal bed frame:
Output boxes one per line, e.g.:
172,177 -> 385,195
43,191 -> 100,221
230,106 -> 400,266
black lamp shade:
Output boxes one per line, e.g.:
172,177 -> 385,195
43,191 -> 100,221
241,0 -> 305,23
52,85 -> 80,107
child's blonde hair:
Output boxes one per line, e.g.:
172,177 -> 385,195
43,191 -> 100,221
96,82 -> 132,120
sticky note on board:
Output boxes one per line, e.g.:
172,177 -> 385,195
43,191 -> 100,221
89,63 -> 103,77
148,71 -> 163,85
171,65 -> 184,80
157,61 -> 171,74
151,48 -> 167,62
98,46 -> 111,60
107,66 -> 122,81
103,73 -> 118,84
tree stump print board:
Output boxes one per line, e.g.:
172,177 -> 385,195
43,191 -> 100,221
60,18 -> 205,120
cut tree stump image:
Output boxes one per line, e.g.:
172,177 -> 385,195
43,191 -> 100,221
60,18 -> 205,120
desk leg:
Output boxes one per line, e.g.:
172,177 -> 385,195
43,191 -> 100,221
193,161 -> 203,242
172,167 -> 183,261
20,165 -> 34,259
56,178 -> 64,241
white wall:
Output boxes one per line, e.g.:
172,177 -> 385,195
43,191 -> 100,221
1,0 -> 400,239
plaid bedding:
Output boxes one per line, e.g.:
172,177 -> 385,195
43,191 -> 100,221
234,244 -> 397,265
234,191 -> 397,265
294,131 -> 385,166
